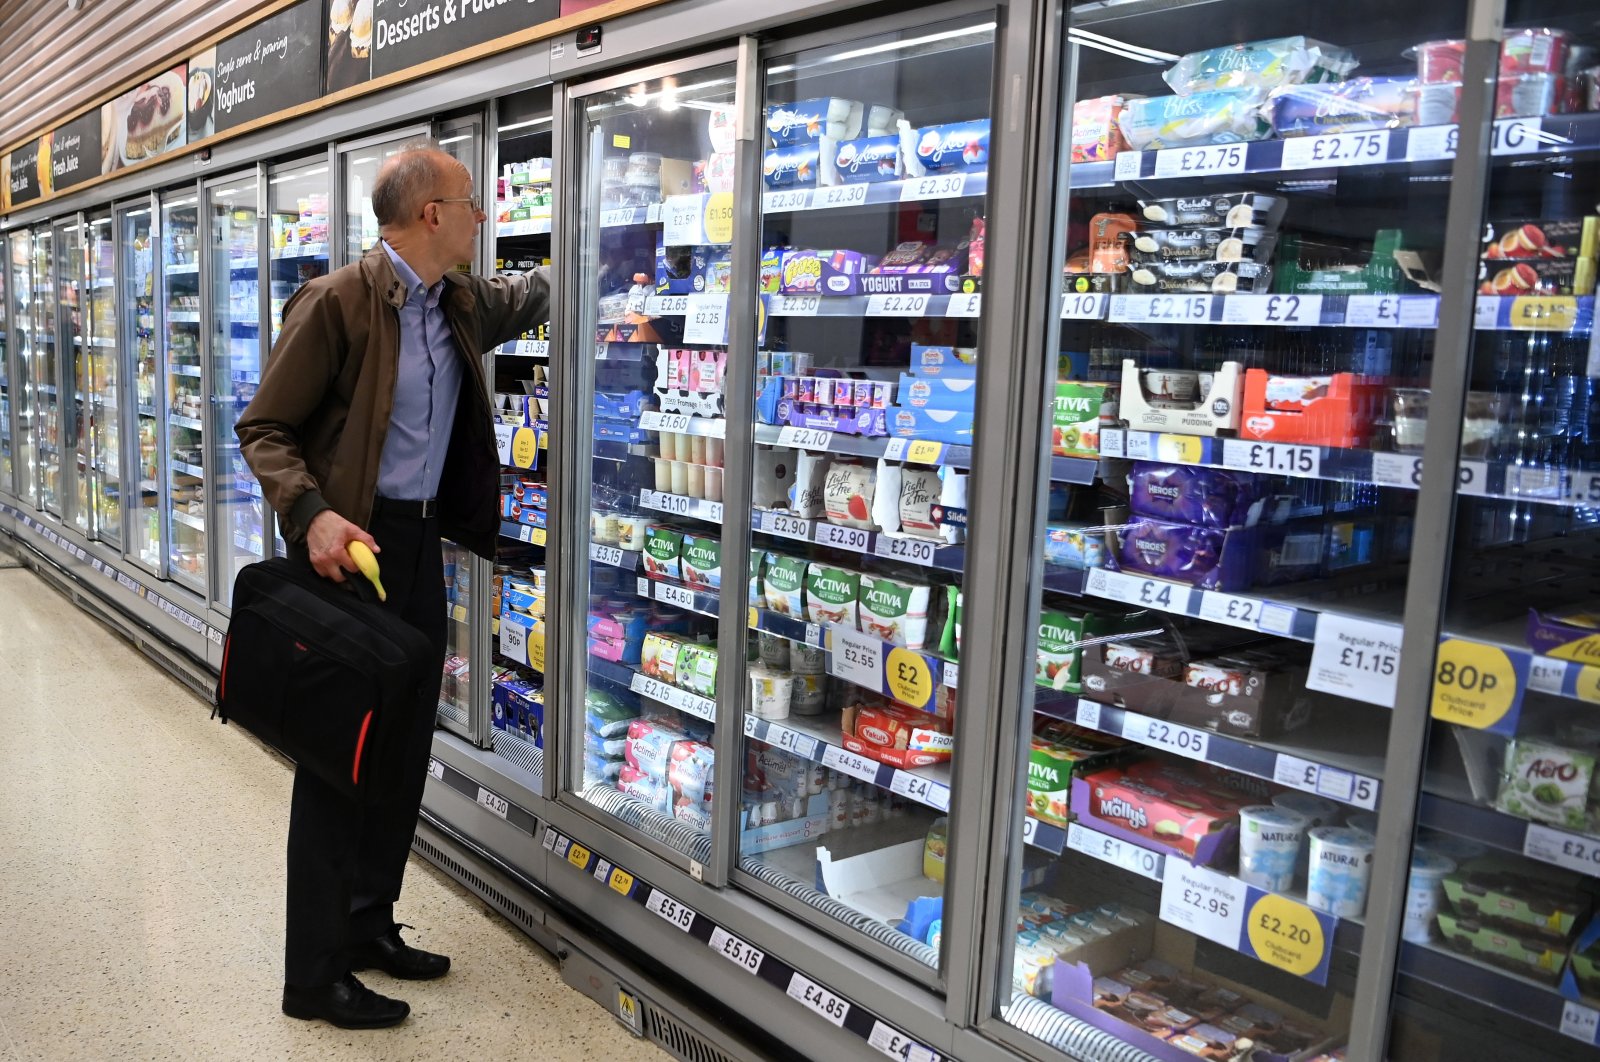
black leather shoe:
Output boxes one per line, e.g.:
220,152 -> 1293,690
350,924 -> 451,980
282,972 -> 409,1029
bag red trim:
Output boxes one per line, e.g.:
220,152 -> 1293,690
352,709 -> 375,786
219,634 -> 231,701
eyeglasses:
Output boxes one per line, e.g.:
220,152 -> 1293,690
425,196 -> 482,213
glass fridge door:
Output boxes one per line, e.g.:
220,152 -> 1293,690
57,218 -> 88,534
9,232 -> 36,509
1384,7 -> 1600,1059
32,227 -> 60,518
489,88 -> 554,766
566,59 -> 741,861
87,212 -> 121,548
0,233 -> 10,497
266,158 -> 331,560
733,14 -> 996,973
208,172 -> 262,606
162,190 -> 205,591
341,127 -> 429,263
992,0 -> 1474,1055
121,204 -> 162,574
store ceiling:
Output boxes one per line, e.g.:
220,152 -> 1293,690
0,0 -> 280,156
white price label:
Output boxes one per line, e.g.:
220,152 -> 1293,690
662,195 -> 706,245
518,525 -> 538,544
1273,755 -> 1377,809
599,208 -> 637,228
642,489 -> 691,516
1405,124 -> 1459,163
946,292 -> 983,318
764,189 -> 812,212
831,625 -> 883,691
1112,150 -> 1143,181
1457,461 -> 1490,498
786,973 -> 850,1027
1098,429 -> 1127,459
590,543 -> 626,567
882,439 -> 909,461
1198,591 -> 1264,631
812,183 -> 870,210
1069,822 -> 1164,880
943,662 -> 959,689
771,295 -> 821,316
428,758 -> 445,781
1307,613 -> 1403,708
870,1021 -> 935,1062
1257,603 -> 1298,637
1221,294 -> 1323,327
1108,294 -> 1212,324
708,927 -> 765,974
644,411 -> 693,434
1525,823 -> 1600,878
500,620 -> 528,666
744,714 -> 760,738
594,859 -> 613,884
1281,129 -> 1390,170
822,743 -> 879,783
865,293 -> 930,317
760,510 -> 811,540
1222,440 -> 1322,478
928,784 -> 950,813
1022,815 -> 1040,847
493,423 -> 516,464
1159,860 -> 1247,948
1562,1002 -> 1600,1046
645,888 -> 697,932
814,522 -> 870,552
890,770 -> 935,806
901,173 -> 967,201
477,787 -> 510,820
1397,296 -> 1440,330
1528,657 -> 1566,694
778,426 -> 834,450
648,295 -> 690,317
683,293 -> 728,345
542,827 -> 559,851
1060,292 -> 1107,320
1345,294 -> 1403,327
553,836 -> 570,858
1124,711 -> 1211,761
769,725 -> 819,760
1372,452 -> 1423,489
1153,143 -> 1248,179
1085,568 -> 1192,613
805,623 -> 823,646
874,535 -> 935,565
1474,297 -> 1502,330
657,582 -> 698,612
1075,698 -> 1103,731
1491,117 -> 1544,157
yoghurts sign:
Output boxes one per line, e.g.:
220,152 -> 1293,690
102,64 -> 188,173
7,137 -> 44,205
370,0 -> 557,78
209,0 -> 323,133
48,111 -> 102,193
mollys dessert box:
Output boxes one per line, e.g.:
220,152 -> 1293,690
1071,765 -> 1243,867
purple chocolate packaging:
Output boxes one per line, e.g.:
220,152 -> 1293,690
832,135 -> 903,183
779,249 -> 874,294
762,144 -> 821,189
1126,463 -> 1265,529
1118,517 -> 1226,585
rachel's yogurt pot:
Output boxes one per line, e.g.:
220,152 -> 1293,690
1307,827 -> 1376,918
1403,851 -> 1457,944
1237,805 -> 1309,893
749,668 -> 794,720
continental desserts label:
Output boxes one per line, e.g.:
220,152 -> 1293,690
7,136 -> 44,204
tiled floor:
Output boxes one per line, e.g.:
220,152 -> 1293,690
0,567 -> 670,1062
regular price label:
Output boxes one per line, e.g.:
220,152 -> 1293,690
493,422 -> 516,464
1153,142 -> 1247,179
1061,292 -> 1107,320
1562,1002 -> 1600,1046
946,292 -> 983,318
865,293 -> 930,317
1406,124 -> 1459,163
890,770 -> 935,806
1109,294 -> 1212,324
1372,452 -> 1423,489
662,194 -> 707,245
1307,613 -> 1403,708
875,535 -> 936,565
1198,591 -> 1264,631
778,426 -> 834,450
869,1021 -> 937,1062
1223,440 -> 1321,478
1524,823 -> 1600,878
814,522 -> 870,552
1281,129 -> 1390,170
645,888 -> 697,932
1068,822 -> 1164,880
1491,117 -> 1544,157
832,625 -> 884,691
822,743 -> 879,783
708,927 -> 766,975
1123,710 -> 1210,761
813,183 -> 871,209
902,173 -> 967,200
1244,892 -> 1331,982
500,619 -> 529,666
1430,638 -> 1524,732
683,293 -> 728,345
1160,861 -> 1246,949
1221,294 -> 1322,327
477,787 -> 509,820
786,973 -> 850,1027
428,758 -> 445,781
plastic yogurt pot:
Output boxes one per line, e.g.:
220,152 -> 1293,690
1273,791 -> 1340,879
1307,827 -> 1377,918
1344,811 -> 1380,838
749,668 -> 794,720
1237,805 -> 1310,893
1403,851 -> 1456,944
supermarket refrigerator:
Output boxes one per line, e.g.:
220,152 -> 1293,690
0,230 -> 13,504
117,198 -> 164,577
56,215 -> 87,536
159,185 -> 206,594
85,210 -> 121,551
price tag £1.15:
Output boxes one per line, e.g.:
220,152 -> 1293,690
1306,613 -> 1402,708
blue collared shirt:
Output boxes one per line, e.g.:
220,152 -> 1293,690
377,240 -> 461,501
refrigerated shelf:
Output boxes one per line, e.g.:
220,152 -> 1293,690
745,713 -> 952,814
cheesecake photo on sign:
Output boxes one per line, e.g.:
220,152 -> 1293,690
325,0 -> 373,93
108,66 -> 187,171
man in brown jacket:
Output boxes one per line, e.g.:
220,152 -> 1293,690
236,143 -> 549,1029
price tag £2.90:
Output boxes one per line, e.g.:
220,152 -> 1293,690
1307,613 -> 1403,708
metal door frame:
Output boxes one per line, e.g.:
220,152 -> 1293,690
115,192 -> 164,578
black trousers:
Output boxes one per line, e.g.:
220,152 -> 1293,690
284,507 -> 447,987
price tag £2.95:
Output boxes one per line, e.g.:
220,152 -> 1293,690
1159,861 -> 1246,949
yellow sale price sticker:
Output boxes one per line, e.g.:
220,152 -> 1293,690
1575,665 -> 1600,705
702,192 -> 735,245
1509,295 -> 1579,331
1430,639 -> 1523,731
567,843 -> 591,869
511,426 -> 540,468
885,647 -> 933,708
609,868 -> 635,896
528,626 -> 547,673
1245,893 -> 1327,979
905,440 -> 943,465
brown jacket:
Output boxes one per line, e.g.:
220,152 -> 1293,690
235,245 -> 549,559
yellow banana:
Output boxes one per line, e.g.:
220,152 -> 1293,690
346,540 -> 386,602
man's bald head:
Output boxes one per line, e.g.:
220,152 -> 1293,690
371,144 -> 468,229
